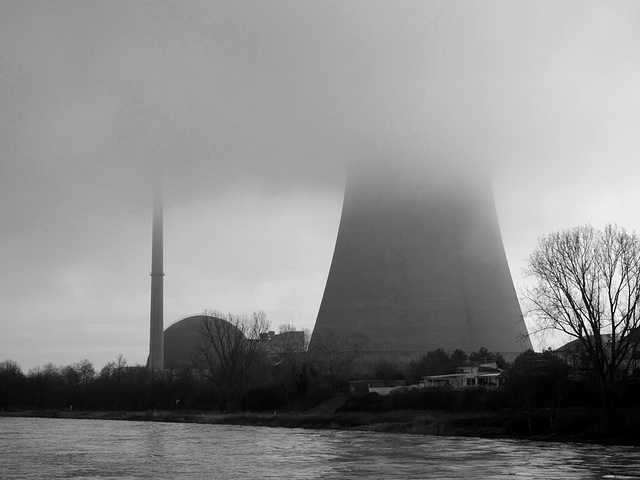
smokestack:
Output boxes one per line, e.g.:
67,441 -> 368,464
148,171 -> 164,370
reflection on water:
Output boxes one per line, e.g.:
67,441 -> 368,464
1,417 -> 640,479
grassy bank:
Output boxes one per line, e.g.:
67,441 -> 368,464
2,406 -> 639,445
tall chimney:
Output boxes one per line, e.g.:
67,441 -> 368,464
148,172 -> 164,370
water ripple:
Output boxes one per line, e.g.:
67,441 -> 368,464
1,417 -> 639,479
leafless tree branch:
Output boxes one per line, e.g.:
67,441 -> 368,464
522,224 -> 640,406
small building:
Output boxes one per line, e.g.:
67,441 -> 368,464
554,332 -> 640,378
421,362 -> 506,388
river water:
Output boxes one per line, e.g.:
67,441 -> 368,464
1,417 -> 639,479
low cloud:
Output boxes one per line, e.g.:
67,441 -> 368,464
2,1 -> 639,368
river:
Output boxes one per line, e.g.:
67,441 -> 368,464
1,417 -> 639,479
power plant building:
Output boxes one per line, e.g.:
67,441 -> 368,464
163,315 -> 306,369
310,159 -> 531,362
163,314 -> 246,370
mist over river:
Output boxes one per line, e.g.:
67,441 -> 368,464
1,417 -> 639,479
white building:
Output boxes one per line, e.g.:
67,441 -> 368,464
420,362 -> 505,388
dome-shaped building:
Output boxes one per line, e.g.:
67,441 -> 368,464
163,314 -> 246,370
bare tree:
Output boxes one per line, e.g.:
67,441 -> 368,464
273,323 -> 309,359
271,324 -> 311,396
508,350 -> 568,433
74,359 -> 96,388
192,310 -> 271,410
308,328 -> 369,385
523,224 -> 640,406
0,360 -> 25,409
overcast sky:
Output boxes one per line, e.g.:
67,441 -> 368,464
2,1 -> 640,371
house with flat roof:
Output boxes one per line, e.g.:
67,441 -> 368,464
420,362 -> 505,388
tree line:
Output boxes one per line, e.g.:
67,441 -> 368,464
2,344 -> 639,414
3,223 -> 640,413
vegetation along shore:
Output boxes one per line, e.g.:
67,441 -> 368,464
3,401 -> 640,446
3,340 -> 640,447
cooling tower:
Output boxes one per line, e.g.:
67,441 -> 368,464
310,159 -> 531,362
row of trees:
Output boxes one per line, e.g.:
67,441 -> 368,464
0,331 -> 508,413
0,312 -> 362,412
3,344 -> 635,414
187,223 -> 640,410
0,356 -> 218,411
3,223 -> 639,412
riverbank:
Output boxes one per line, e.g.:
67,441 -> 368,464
2,406 -> 639,445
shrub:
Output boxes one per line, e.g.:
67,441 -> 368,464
240,383 -> 288,412
335,393 -> 388,413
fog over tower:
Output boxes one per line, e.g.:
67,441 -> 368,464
311,158 -> 531,361
148,173 -> 164,370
